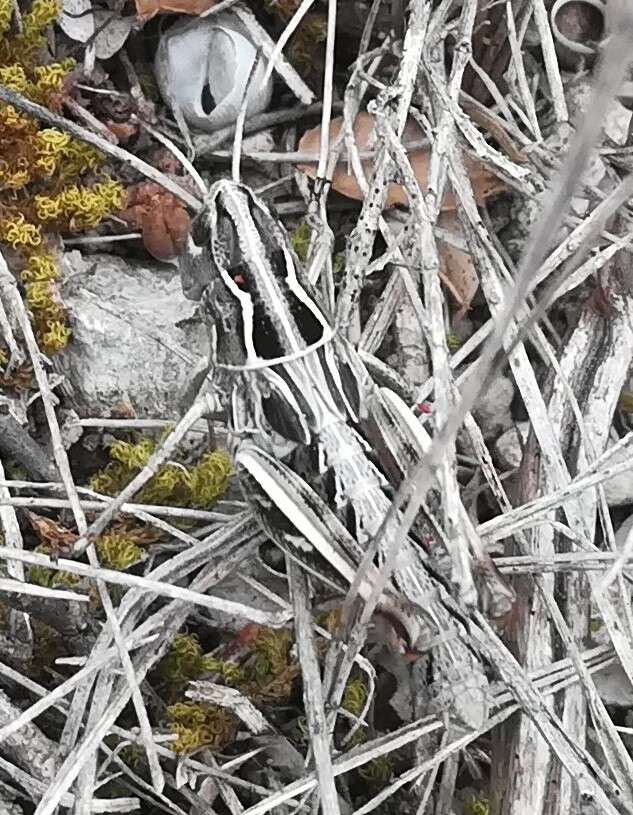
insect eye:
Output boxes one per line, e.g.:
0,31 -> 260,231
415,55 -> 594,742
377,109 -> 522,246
231,263 -> 250,292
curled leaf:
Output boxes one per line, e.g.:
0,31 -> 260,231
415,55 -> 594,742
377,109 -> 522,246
135,0 -> 217,21
297,112 -> 507,210
438,211 -> 480,320
120,182 -> 191,261
26,511 -> 78,554
105,120 -> 138,142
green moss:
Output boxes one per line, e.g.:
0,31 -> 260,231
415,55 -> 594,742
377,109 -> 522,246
358,755 -> 393,785
0,0 -> 126,355
291,221 -> 311,262
119,743 -> 145,769
291,223 -> 344,283
619,391 -> 633,413
343,678 -> 368,717
446,331 -> 461,351
238,627 -> 299,703
28,544 -> 80,587
464,797 -> 490,815
90,439 -> 233,509
204,656 -> 243,686
251,628 -> 293,679
167,701 -> 238,753
95,531 -> 144,570
159,633 -> 210,687
158,633 -> 243,697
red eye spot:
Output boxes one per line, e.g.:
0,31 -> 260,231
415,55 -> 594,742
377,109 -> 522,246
233,274 -> 245,286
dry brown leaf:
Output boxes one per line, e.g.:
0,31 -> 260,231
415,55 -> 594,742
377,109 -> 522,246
26,511 -> 78,554
0,362 -> 33,392
297,112 -> 507,209
109,401 -> 137,419
120,182 -> 192,261
438,210 -> 480,320
106,120 -> 138,142
135,0 -> 217,21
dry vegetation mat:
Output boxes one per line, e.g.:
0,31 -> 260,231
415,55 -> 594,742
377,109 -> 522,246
1,1 -> 633,814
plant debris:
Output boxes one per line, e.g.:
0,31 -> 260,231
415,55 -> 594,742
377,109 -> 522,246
1,1 -> 633,814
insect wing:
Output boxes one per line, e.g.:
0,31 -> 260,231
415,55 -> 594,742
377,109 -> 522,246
236,444 -> 365,587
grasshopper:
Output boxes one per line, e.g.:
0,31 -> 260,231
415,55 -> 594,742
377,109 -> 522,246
180,179 -> 488,730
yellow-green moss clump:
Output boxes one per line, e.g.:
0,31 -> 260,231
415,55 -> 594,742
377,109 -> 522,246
464,797 -> 490,815
291,221 -> 345,279
95,530 -> 145,570
90,437 -> 233,509
160,627 -> 301,753
342,676 -> 393,783
264,0 -> 326,81
0,0 -> 126,355
446,331 -> 462,351
28,544 -> 80,587
158,633 -> 242,697
342,678 -> 368,719
239,626 -> 299,703
167,701 -> 238,753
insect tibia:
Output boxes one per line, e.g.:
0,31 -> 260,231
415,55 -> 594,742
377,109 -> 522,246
317,422 -> 387,514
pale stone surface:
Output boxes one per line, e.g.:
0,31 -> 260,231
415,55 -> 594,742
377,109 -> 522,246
494,421 -> 530,470
471,374 -> 515,441
55,251 -> 208,418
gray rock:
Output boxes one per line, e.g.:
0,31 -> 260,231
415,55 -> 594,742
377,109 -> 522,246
55,251 -> 208,418
601,445 -> 633,507
615,513 -> 633,548
494,421 -> 530,470
593,660 -> 633,707
500,76 -> 631,263
471,374 -> 515,441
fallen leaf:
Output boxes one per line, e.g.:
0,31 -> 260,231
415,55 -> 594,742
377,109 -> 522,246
135,0 -> 217,21
438,210 -> 480,320
109,401 -> 136,419
297,112 -> 507,209
0,362 -> 33,392
105,120 -> 138,142
120,182 -> 191,261
26,511 -> 78,554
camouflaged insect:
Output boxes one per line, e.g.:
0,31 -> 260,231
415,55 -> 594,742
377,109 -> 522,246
179,179 -> 489,730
